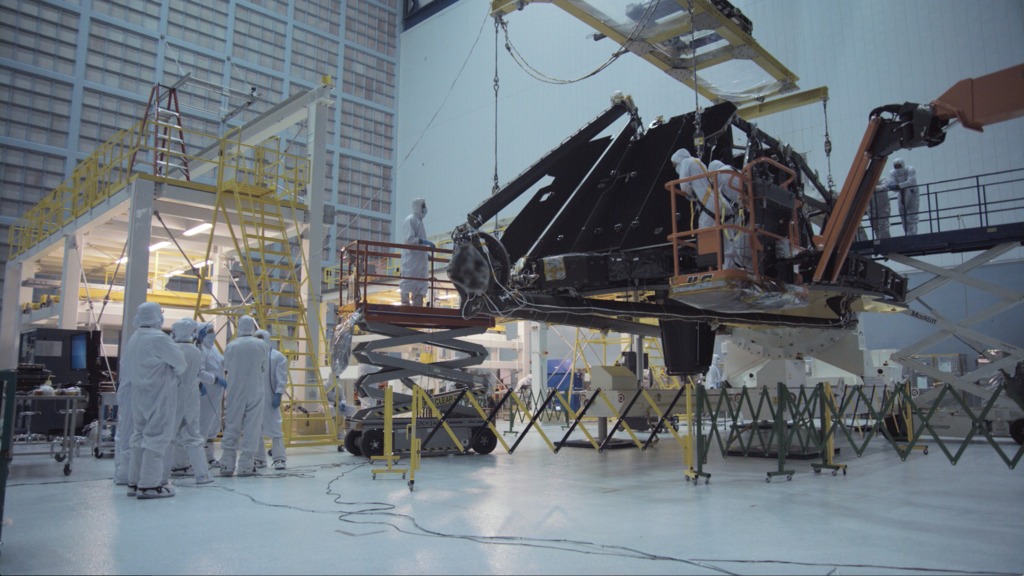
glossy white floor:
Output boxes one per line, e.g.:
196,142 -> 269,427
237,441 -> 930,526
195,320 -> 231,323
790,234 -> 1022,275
1,422 -> 1021,576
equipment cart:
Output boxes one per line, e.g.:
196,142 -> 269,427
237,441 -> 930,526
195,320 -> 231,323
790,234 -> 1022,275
92,390 -> 117,458
12,394 -> 86,476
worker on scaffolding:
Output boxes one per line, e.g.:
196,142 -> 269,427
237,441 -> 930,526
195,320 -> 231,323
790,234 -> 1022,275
219,315 -> 268,477
399,198 -> 434,307
254,330 -> 288,470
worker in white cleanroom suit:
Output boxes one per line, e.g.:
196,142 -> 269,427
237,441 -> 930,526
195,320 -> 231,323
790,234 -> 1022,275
164,318 -> 214,485
399,198 -> 434,307
113,312 -> 145,486
704,353 -> 722,389
708,159 -> 745,269
887,158 -> 919,235
126,302 -> 186,499
197,324 -> 226,465
254,330 -> 289,470
870,176 -> 893,239
220,315 -> 268,476
671,149 -> 719,229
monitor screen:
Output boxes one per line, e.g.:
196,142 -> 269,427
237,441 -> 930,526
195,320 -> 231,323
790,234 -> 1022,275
70,333 -> 88,370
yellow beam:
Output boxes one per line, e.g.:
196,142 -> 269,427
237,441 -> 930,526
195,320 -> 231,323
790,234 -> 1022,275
737,86 -> 830,120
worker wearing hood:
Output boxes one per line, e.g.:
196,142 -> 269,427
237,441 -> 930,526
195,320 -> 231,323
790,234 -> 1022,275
165,318 -> 214,485
197,324 -> 226,465
125,302 -> 187,499
220,315 -> 269,476
255,330 -> 289,470
399,198 -> 434,307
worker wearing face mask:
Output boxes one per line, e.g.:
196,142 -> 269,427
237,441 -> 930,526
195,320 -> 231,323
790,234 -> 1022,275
165,318 -> 214,486
254,330 -> 288,470
219,315 -> 268,477
399,198 -> 434,307
197,324 -> 226,466
887,158 -> 919,235
708,159 -> 746,270
125,302 -> 186,499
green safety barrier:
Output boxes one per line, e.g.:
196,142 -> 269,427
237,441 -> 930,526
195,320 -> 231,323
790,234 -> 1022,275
695,381 -> 1022,481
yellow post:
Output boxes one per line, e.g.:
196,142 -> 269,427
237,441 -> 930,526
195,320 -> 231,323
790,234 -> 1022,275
370,386 -> 407,481
901,379 -> 928,455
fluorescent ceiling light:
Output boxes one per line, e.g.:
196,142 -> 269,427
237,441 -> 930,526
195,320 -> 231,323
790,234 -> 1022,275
183,222 -> 213,237
149,241 -> 171,252
164,269 -> 186,278
115,256 -> 128,264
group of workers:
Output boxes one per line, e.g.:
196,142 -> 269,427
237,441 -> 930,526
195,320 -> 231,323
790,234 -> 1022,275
670,149 -> 921,266
113,302 -> 288,499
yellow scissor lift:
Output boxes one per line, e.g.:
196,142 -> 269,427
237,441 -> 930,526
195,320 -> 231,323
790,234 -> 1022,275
338,241 -> 708,490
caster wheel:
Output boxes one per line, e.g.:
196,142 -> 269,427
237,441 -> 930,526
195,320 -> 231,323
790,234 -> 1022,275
787,475 -> 793,481
814,468 -> 821,474
765,477 -> 771,483
402,474 -> 406,480
337,445 -> 344,452
842,468 -> 847,476
372,473 -> 376,480
63,464 -> 71,476
831,470 -> 838,476
923,448 -> 929,455
408,480 -> 414,492
94,448 -> 103,459
704,479 -> 709,485
55,453 -> 66,463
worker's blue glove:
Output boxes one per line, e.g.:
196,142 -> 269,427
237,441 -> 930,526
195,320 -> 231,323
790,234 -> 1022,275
215,376 -> 228,389
199,383 -> 208,396
272,393 -> 282,409
421,239 -> 436,249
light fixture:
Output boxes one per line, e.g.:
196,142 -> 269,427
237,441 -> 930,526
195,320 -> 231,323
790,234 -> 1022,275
182,222 -> 213,237
149,241 -> 171,252
164,268 -> 186,278
115,256 -> 128,264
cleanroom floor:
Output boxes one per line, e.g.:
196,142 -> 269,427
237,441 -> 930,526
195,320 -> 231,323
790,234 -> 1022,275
1,421 -> 1021,575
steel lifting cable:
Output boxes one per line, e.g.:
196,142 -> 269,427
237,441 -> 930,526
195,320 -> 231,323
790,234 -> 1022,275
491,15 -> 502,232
687,0 -> 705,157
499,0 -> 662,85
822,96 -> 836,202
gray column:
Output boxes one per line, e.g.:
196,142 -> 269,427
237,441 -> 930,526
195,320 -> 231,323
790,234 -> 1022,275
59,234 -> 83,329
530,321 -> 548,390
305,95 -> 328,371
0,260 -> 26,369
120,179 -> 155,350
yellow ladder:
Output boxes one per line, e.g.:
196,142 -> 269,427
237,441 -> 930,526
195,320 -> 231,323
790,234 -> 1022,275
195,138 -> 334,448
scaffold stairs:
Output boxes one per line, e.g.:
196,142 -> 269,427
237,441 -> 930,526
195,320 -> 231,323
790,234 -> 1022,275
195,158 -> 334,448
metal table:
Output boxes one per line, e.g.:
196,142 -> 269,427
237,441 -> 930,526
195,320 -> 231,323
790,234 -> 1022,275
12,394 -> 86,476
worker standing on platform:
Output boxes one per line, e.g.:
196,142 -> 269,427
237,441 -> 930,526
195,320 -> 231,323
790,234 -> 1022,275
708,159 -> 745,269
198,324 -> 226,466
254,330 -> 288,471
870,178 -> 892,239
399,198 -> 434,307
166,318 -> 213,485
220,315 -> 268,477
887,158 -> 920,235
125,302 -> 186,499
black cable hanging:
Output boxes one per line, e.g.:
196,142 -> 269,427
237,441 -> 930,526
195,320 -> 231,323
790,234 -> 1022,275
687,0 -> 704,157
